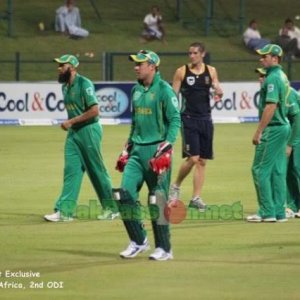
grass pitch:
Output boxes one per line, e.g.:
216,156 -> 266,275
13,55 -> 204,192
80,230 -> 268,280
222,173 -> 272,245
1,124 -> 300,300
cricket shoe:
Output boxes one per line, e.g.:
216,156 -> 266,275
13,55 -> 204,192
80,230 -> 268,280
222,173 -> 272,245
120,239 -> 150,259
169,184 -> 180,201
295,211 -> 300,218
246,215 -> 262,222
285,208 -> 295,219
149,247 -> 173,261
44,211 -> 73,222
97,209 -> 120,220
188,197 -> 206,211
246,215 -> 276,223
277,218 -> 288,223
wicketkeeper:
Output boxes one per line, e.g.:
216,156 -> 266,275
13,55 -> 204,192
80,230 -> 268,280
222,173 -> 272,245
115,50 -> 180,261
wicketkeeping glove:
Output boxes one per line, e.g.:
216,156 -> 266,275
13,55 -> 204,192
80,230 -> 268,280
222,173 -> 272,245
149,142 -> 173,175
115,142 -> 133,173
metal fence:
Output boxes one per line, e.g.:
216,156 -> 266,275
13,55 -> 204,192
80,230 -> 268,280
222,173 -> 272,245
0,52 -> 299,82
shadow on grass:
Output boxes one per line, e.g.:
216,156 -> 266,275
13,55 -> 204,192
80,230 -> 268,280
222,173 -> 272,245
0,211 -> 114,226
32,248 -> 148,274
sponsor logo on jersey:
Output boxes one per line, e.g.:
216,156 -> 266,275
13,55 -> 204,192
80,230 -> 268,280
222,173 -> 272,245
86,87 -> 94,96
205,76 -> 210,85
150,92 -> 155,100
133,91 -> 142,101
135,107 -> 152,115
171,96 -> 179,108
267,84 -> 274,93
186,76 -> 195,86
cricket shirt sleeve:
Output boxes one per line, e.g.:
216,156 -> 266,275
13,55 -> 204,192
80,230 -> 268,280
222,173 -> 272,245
127,87 -> 136,143
288,90 -> 300,146
264,77 -> 280,104
81,78 -> 98,109
162,83 -> 181,145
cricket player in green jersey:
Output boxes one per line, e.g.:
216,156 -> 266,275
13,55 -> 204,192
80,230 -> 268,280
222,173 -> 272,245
254,68 -> 300,219
256,68 -> 300,218
285,88 -> 300,218
44,54 -> 118,222
114,50 -> 180,260
247,44 -> 290,223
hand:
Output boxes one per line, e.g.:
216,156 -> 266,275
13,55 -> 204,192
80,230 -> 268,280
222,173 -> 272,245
61,120 -> 72,131
213,94 -> 222,102
286,145 -> 292,157
149,142 -> 172,175
115,142 -> 133,172
252,130 -> 262,145
212,85 -> 223,102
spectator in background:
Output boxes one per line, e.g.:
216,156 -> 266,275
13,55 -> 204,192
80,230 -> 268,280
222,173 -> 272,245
55,0 -> 89,39
140,5 -> 166,44
276,18 -> 300,59
243,19 -> 270,51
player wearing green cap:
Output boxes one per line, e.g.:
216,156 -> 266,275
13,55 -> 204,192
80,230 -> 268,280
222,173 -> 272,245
254,67 -> 300,219
247,44 -> 291,223
44,54 -> 118,222
114,50 -> 180,260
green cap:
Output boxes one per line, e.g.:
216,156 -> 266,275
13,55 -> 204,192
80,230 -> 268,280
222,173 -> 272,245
54,54 -> 79,67
256,44 -> 283,57
129,50 -> 160,66
255,68 -> 266,76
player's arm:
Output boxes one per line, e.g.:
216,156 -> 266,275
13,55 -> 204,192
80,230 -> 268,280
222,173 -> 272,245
252,103 -> 277,145
172,66 -> 184,95
61,104 -> 98,131
208,65 -> 223,101
127,88 -> 136,143
162,86 -> 181,145
287,112 -> 300,156
287,88 -> 300,148
61,79 -> 99,131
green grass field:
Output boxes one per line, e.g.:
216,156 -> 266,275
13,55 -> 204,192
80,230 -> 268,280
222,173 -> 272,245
1,124 -> 300,300
0,0 -> 300,81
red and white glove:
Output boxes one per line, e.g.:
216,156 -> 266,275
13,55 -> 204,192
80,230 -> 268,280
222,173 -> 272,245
149,142 -> 173,175
115,142 -> 133,173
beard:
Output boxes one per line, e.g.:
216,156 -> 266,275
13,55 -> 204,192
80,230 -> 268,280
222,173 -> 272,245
58,68 -> 71,83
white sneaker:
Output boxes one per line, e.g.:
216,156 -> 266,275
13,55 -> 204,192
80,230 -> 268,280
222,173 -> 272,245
149,247 -> 173,261
120,239 -> 150,259
169,184 -> 180,201
277,218 -> 288,223
294,211 -> 300,218
97,210 -> 120,220
189,197 -> 206,211
44,211 -> 73,222
286,208 -> 295,219
246,214 -> 262,222
263,217 -> 277,222
246,215 -> 276,223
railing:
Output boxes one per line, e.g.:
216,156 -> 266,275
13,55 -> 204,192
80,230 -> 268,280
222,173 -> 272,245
103,52 -> 211,81
0,52 -> 299,82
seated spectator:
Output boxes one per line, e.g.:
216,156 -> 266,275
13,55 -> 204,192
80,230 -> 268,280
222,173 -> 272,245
55,0 -> 89,39
276,18 -> 300,58
243,19 -> 270,51
140,5 -> 166,44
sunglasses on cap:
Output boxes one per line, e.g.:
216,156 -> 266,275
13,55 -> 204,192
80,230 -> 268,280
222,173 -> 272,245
138,50 -> 156,65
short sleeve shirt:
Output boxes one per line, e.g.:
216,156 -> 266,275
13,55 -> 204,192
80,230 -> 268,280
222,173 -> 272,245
259,65 -> 290,125
62,73 -> 99,126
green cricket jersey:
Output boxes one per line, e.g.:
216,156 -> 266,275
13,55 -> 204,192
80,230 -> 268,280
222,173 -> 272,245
259,65 -> 290,125
287,87 -> 300,146
62,73 -> 99,128
129,72 -> 180,145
